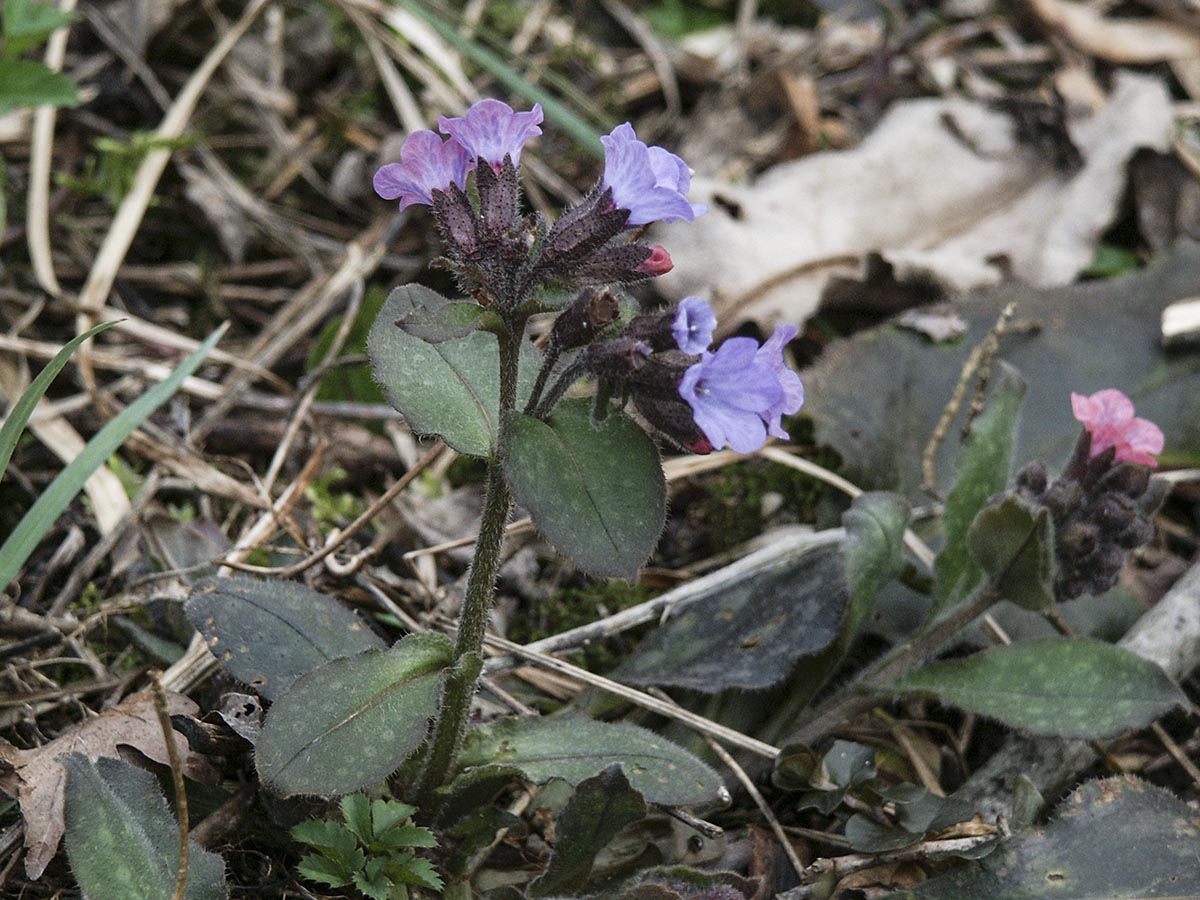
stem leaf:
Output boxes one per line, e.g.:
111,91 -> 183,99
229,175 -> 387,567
967,494 -> 1055,611
256,633 -> 453,797
452,714 -> 727,808
367,285 -> 538,457
502,399 -> 665,579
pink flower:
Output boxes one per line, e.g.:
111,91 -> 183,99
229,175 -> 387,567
1070,389 -> 1164,467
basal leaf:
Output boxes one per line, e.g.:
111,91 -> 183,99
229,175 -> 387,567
367,285 -> 538,457
256,633 -> 453,797
616,536 -> 848,692
968,495 -> 1055,611
889,776 -> 1200,899
881,638 -> 1186,738
529,765 -> 647,897
502,400 -> 665,579
453,715 -> 727,808
63,755 -> 227,900
933,365 -> 1025,613
185,576 -> 385,701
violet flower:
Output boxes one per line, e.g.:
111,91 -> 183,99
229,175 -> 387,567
672,296 -> 716,354
601,123 -> 706,226
1071,389 -> 1164,467
678,325 -> 804,453
373,130 -> 474,211
438,99 -> 543,169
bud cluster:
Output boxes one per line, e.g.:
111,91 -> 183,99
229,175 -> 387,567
1015,430 -> 1156,600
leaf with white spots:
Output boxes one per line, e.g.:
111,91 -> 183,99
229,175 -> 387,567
452,715 -> 728,808
186,576 -> 385,701
256,634 -> 453,797
63,755 -> 227,900
879,638 -> 1186,738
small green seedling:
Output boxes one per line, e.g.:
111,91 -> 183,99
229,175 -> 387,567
291,794 -> 443,900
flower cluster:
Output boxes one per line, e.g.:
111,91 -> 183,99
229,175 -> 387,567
1016,389 -> 1162,600
571,296 -> 804,455
373,99 -> 802,454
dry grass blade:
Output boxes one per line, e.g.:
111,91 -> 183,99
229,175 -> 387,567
26,0 -> 77,298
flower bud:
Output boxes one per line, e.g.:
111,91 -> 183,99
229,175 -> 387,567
1097,463 -> 1150,500
1015,461 -> 1047,497
1059,521 -> 1099,558
549,289 -> 621,351
633,393 -> 713,454
1093,494 -> 1136,533
1042,480 -> 1083,524
636,245 -> 674,276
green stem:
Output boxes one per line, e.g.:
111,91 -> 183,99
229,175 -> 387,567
415,328 -> 521,805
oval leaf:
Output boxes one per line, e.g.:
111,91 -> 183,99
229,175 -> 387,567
186,576 -> 385,701
64,755 -> 227,900
453,715 -> 727,808
881,638 -> 1186,738
967,495 -> 1055,611
367,285 -> 538,456
256,633 -> 453,797
616,538 -> 849,692
502,400 -> 665,579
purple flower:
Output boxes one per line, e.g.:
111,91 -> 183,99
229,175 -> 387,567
601,123 -> 706,226
438,99 -> 543,169
672,296 -> 716,354
373,130 -> 474,211
678,326 -> 804,453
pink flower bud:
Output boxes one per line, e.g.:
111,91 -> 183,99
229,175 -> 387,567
636,245 -> 674,276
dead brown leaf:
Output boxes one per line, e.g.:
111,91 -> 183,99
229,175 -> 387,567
0,690 -> 215,879
1029,0 -> 1200,63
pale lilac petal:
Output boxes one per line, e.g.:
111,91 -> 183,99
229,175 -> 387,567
672,297 -> 716,354
678,326 -> 804,453
601,123 -> 704,226
373,130 -> 473,211
439,99 -> 543,168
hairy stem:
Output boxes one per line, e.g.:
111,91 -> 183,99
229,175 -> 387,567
523,344 -> 561,415
416,328 -> 521,804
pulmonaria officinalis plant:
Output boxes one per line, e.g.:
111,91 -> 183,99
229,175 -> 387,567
238,98 -> 797,833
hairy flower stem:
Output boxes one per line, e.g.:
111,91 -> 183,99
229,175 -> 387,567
415,327 -> 521,806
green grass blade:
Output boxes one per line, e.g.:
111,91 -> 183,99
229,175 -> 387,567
0,320 -> 120,481
396,0 -> 606,157
0,323 -> 228,592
